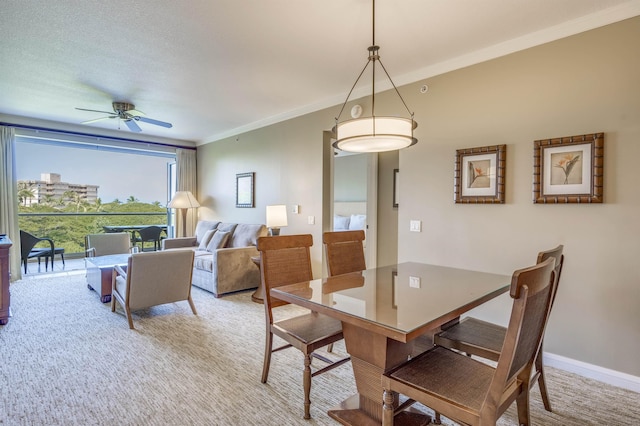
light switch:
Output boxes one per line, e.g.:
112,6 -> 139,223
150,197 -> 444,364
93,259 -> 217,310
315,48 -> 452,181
409,276 -> 421,288
308,215 -> 315,225
410,220 -> 422,232
292,205 -> 299,214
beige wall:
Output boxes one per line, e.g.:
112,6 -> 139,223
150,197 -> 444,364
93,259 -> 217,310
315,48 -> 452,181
197,17 -> 640,377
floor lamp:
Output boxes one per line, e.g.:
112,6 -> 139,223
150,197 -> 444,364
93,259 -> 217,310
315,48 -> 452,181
168,191 -> 200,237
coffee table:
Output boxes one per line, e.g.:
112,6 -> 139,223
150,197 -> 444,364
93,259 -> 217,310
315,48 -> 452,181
86,254 -> 130,303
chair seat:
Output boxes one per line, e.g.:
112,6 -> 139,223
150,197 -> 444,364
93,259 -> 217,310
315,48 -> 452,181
27,247 -> 50,259
273,312 -> 344,347
389,346 -> 496,413
436,317 -> 505,361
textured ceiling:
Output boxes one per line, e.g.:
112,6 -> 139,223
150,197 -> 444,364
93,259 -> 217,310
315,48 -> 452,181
1,0 -> 639,145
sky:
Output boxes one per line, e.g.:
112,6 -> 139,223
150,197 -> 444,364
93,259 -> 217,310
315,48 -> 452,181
15,140 -> 173,205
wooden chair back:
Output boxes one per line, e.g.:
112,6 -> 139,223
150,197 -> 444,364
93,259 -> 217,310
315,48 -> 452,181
488,257 -> 556,413
323,230 -> 366,276
536,244 -> 564,311
257,234 -> 313,318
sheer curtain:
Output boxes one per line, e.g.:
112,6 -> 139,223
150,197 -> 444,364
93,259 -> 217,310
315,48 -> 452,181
176,148 -> 198,237
0,126 -> 22,281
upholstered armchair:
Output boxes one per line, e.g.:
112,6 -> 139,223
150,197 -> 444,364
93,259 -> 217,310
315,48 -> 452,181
111,250 -> 196,329
85,232 -> 133,257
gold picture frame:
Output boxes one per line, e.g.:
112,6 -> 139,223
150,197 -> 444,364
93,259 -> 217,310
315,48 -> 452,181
533,133 -> 604,204
454,144 -> 506,204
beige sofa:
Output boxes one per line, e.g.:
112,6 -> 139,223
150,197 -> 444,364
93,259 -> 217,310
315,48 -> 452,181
162,220 -> 268,297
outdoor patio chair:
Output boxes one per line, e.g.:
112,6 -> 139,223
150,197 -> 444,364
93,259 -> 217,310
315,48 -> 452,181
20,230 -> 55,273
135,226 -> 164,251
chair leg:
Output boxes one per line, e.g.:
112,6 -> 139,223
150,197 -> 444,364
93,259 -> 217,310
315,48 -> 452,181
535,353 -> 552,412
382,388 -> 395,426
111,295 -> 116,312
261,330 -> 273,383
327,343 -> 334,353
124,303 -> 134,329
187,296 -> 197,315
303,354 -> 312,419
516,386 -> 531,426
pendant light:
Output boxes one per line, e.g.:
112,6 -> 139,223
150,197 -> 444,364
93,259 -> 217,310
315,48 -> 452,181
333,0 -> 417,153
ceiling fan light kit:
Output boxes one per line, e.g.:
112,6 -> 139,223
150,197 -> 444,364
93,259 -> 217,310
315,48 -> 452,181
76,101 -> 173,133
333,0 -> 417,153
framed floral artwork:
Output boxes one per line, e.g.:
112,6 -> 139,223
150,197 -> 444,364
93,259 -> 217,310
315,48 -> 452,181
454,144 -> 506,204
533,133 -> 604,204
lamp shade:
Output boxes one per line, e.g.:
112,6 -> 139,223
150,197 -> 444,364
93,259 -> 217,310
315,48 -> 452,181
168,191 -> 200,209
334,116 -> 417,153
266,205 -> 288,228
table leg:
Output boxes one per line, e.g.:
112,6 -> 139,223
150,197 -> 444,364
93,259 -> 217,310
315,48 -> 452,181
328,323 -> 431,425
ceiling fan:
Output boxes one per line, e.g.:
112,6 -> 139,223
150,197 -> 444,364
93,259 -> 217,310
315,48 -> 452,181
75,102 -> 173,132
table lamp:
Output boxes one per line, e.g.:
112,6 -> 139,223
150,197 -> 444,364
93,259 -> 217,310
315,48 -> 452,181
168,191 -> 200,237
266,205 -> 288,236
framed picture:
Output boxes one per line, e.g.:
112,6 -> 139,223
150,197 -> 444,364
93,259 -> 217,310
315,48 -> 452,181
236,172 -> 254,208
393,169 -> 399,208
533,133 -> 604,204
454,144 -> 506,204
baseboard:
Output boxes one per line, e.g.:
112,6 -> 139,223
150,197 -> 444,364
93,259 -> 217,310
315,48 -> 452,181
544,352 -> 640,393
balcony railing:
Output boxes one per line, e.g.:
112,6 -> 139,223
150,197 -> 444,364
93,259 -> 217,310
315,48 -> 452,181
19,212 -> 171,257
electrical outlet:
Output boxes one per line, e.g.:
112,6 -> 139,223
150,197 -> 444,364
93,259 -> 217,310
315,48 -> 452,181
409,276 -> 421,288
292,205 -> 299,214
308,215 -> 315,225
410,220 -> 422,232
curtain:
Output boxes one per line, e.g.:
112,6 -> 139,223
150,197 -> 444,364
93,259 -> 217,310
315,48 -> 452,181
175,148 -> 197,237
0,126 -> 22,281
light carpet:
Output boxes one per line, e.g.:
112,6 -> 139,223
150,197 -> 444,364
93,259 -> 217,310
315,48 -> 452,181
1,273 -> 639,425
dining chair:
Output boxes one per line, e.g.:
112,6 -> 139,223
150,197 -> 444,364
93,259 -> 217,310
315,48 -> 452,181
381,257 -> 556,426
19,230 -> 55,273
323,230 -> 366,277
136,226 -> 164,251
257,234 -> 350,420
111,250 -> 196,329
434,245 -> 564,412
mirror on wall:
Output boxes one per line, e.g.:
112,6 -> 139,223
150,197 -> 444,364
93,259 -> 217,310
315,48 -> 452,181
330,151 -> 399,269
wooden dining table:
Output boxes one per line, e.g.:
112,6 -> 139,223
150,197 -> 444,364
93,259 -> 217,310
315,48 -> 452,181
271,262 -> 511,426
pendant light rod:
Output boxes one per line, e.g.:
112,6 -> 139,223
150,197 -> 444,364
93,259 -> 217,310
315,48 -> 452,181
332,0 -> 418,153
334,0 -> 414,123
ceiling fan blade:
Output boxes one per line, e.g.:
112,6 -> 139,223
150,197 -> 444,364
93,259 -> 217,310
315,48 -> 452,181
124,119 -> 142,132
76,107 -> 116,115
135,116 -> 173,128
81,116 -> 116,124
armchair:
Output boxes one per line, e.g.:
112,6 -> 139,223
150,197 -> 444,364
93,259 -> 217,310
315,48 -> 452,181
111,250 -> 196,329
85,233 -> 133,257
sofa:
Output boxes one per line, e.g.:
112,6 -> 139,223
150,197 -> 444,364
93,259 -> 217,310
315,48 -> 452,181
162,220 -> 268,297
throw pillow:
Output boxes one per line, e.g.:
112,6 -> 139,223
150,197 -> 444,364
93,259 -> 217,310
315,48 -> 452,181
198,229 -> 217,250
206,230 -> 230,252
333,215 -> 350,230
348,214 -> 367,230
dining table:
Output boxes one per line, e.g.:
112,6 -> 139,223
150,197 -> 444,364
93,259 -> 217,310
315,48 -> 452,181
270,261 -> 511,426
